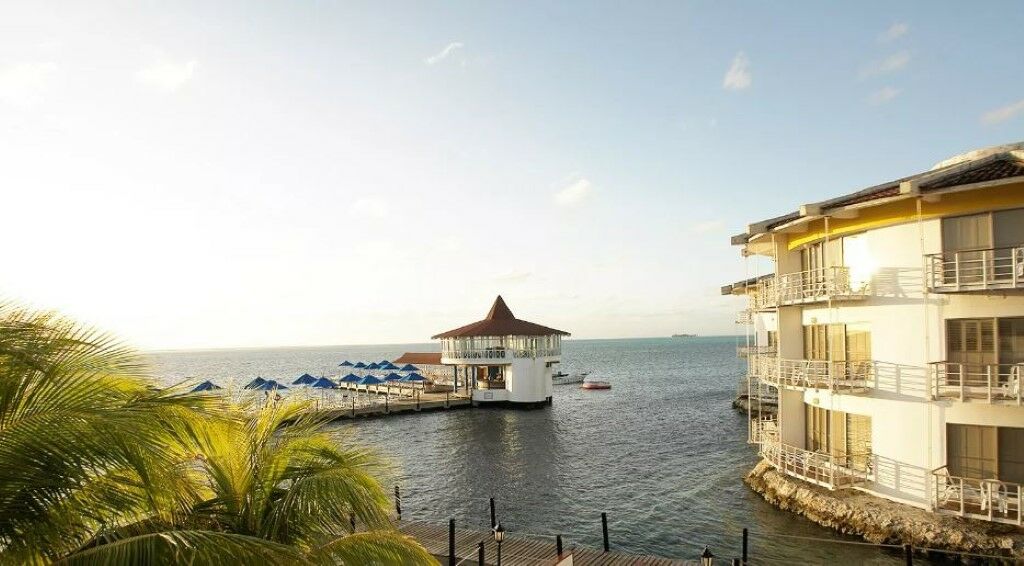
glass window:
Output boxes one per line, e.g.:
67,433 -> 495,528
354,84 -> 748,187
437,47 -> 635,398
947,424 -> 998,479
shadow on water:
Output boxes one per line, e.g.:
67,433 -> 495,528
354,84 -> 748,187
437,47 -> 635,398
151,338 -> 946,565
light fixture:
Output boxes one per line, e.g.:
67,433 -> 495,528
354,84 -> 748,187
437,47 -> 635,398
700,545 -> 715,566
493,523 -> 505,566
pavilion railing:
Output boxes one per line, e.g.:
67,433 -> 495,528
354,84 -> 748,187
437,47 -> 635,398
441,347 -> 561,360
932,466 -> 1023,525
925,246 -> 1024,293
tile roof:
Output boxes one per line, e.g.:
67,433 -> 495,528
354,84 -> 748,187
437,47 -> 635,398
393,352 -> 443,365
431,296 -> 570,339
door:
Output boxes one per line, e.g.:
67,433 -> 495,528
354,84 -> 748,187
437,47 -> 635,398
947,424 -> 997,479
947,319 -> 996,385
993,208 -> 1024,280
942,213 -> 992,284
845,414 -> 872,471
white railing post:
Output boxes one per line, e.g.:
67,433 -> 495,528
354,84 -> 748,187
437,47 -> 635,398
954,252 -> 961,291
987,365 -> 993,404
959,364 -> 965,401
983,249 -> 989,287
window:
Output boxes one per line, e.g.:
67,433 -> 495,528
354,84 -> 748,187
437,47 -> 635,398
803,323 -> 871,362
804,405 -> 872,471
946,317 -> 1024,384
947,424 -> 1024,483
941,208 -> 1024,284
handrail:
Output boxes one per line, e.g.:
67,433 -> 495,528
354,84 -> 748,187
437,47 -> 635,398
929,362 -> 1023,404
441,348 -> 561,360
761,440 -> 871,489
926,245 -> 1024,292
932,466 -> 1023,525
756,356 -> 874,392
737,345 -> 777,357
759,266 -> 868,307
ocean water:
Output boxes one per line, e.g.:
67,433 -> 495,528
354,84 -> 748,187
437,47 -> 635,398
149,337 -> 912,564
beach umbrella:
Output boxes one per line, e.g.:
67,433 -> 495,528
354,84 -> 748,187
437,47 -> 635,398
292,373 -> 317,385
191,380 -> 222,392
358,375 -> 383,385
256,380 -> 288,390
382,363 -> 400,370
311,377 -> 337,389
399,364 -> 419,372
384,373 -> 403,381
243,377 -> 268,390
340,373 -> 361,383
403,373 -> 425,382
378,359 -> 390,366
339,360 -> 354,367
353,362 -> 367,369
366,362 -> 380,370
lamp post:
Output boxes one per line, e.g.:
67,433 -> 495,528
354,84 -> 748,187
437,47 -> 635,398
493,523 -> 505,566
700,546 -> 715,566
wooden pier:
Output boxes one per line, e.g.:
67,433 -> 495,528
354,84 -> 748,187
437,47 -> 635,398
319,387 -> 472,420
397,520 -> 686,566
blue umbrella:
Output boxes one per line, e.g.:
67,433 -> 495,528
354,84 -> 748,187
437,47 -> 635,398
311,377 -> 337,389
339,360 -> 354,367
353,362 -> 367,369
191,380 -> 222,392
382,363 -> 400,370
399,364 -> 419,371
244,377 -> 268,389
403,373 -> 425,382
292,373 -> 317,385
340,373 -> 361,383
383,372 -> 403,381
256,380 -> 288,390
358,375 -> 383,385
378,359 -> 390,366
366,362 -> 380,370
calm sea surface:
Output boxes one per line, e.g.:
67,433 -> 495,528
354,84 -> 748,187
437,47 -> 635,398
149,337 -> 911,564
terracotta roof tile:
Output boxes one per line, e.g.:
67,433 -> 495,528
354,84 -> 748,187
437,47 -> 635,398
431,296 -> 570,339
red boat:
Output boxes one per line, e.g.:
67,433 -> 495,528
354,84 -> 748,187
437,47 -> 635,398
581,380 -> 611,390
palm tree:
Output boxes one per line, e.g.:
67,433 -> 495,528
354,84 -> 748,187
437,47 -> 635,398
0,302 -> 436,565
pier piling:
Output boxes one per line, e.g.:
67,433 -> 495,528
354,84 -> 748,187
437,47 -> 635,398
742,527 -> 748,564
601,512 -> 609,552
904,543 -> 912,565
556,534 -> 563,556
489,497 -> 496,528
477,541 -> 484,565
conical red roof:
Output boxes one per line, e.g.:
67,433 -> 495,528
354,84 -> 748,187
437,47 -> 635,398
431,296 -> 570,339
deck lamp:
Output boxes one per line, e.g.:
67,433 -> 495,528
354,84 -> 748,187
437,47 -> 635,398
700,545 -> 715,566
493,523 -> 505,566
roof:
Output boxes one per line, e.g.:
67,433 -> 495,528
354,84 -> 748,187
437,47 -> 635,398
431,296 -> 570,339
731,144 -> 1024,244
720,273 -> 774,295
393,352 -> 443,365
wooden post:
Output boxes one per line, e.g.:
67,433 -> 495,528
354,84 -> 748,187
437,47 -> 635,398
904,543 -> 912,565
477,541 -> 485,566
556,534 -> 563,556
732,560 -> 740,566
742,527 -> 748,564
448,519 -> 455,566
601,512 -> 609,552
394,485 -> 401,520
489,497 -> 496,528
351,396 -> 355,417
446,391 -> 450,408
385,394 -> 389,413
416,390 -> 421,410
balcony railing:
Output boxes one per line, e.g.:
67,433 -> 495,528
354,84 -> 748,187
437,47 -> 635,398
755,356 -> 874,392
932,466 -> 1022,525
737,345 -> 777,357
441,347 -> 561,360
761,440 -> 872,490
749,416 -> 778,444
926,246 -> 1024,293
761,266 -> 868,307
735,310 -> 754,325
929,362 -> 1023,404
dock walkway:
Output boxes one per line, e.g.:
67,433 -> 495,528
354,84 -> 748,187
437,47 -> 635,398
319,390 -> 472,420
398,520 -> 686,566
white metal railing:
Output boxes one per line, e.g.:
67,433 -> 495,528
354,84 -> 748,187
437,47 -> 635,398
926,246 -> 1024,293
441,347 -> 561,360
761,266 -> 868,306
761,440 -> 872,490
773,359 -> 874,391
735,310 -> 754,325
737,345 -> 777,357
929,362 -> 1023,404
932,466 -> 1023,525
749,416 -> 779,444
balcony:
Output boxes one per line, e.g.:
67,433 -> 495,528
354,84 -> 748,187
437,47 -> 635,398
749,416 -> 778,444
926,246 -> 1024,293
737,345 -> 777,357
764,267 -> 868,307
932,466 -> 1022,525
929,362 -> 1022,404
735,310 -> 754,325
761,440 -> 872,490
756,356 -> 874,393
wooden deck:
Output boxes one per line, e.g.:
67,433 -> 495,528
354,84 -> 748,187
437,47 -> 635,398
398,520 -> 686,565
319,390 -> 472,420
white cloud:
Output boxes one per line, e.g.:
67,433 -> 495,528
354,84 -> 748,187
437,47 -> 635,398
879,23 -> 909,43
868,86 -> 901,105
424,42 -> 464,65
352,197 -> 389,218
860,51 -> 910,78
722,51 -> 751,91
0,62 -> 58,106
981,99 -> 1024,125
553,178 -> 592,207
689,220 -> 725,233
136,60 -> 199,91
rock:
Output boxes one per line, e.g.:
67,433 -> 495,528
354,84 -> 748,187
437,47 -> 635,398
744,460 -> 1024,560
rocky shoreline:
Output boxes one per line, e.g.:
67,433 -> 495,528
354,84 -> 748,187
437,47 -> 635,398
731,395 -> 777,414
745,460 -> 1024,560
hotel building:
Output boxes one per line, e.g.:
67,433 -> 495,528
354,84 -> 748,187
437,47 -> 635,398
724,142 -> 1024,525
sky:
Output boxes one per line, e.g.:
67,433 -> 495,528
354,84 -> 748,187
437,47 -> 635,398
1,2 -> 1023,350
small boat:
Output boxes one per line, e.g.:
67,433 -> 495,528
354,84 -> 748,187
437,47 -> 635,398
581,379 -> 611,390
553,371 -> 589,385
